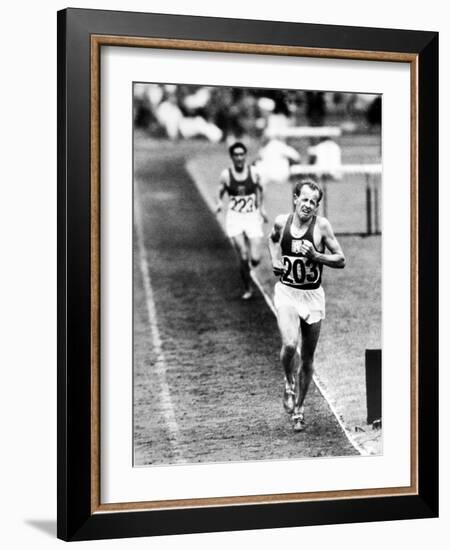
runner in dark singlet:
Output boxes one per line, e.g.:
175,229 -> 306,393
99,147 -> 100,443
216,142 -> 268,299
268,179 -> 346,432
278,213 -> 323,290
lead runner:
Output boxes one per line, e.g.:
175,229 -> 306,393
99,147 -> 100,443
268,179 -> 346,432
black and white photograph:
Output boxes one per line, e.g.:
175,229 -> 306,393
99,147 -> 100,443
132,83 -> 382,466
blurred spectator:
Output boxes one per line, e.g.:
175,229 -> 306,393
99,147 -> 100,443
208,87 -> 241,141
308,137 -> 342,180
236,92 -> 261,137
179,116 -> 222,142
305,91 -> 326,126
256,97 -> 276,133
182,87 -> 212,114
133,83 -> 381,141
156,93 -> 183,139
255,136 -> 301,185
155,90 -> 222,142
265,112 -> 290,138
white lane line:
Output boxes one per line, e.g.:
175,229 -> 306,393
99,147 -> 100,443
250,273 -> 368,456
134,184 -> 184,462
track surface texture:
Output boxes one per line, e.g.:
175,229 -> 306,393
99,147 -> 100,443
133,139 -> 358,465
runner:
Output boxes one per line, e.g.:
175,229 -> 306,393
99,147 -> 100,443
268,179 -> 346,431
216,142 -> 268,299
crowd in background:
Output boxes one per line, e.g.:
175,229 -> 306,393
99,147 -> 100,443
133,84 -> 381,143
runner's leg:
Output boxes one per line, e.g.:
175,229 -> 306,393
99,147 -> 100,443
297,319 -> 322,410
277,304 -> 301,386
230,234 -> 251,295
247,236 -> 263,268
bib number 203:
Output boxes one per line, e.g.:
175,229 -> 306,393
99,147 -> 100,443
281,257 -> 319,285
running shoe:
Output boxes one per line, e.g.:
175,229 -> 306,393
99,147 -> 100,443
291,408 -> 306,432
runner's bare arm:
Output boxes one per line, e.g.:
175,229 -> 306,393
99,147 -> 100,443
300,218 -> 346,268
268,214 -> 289,275
215,170 -> 229,213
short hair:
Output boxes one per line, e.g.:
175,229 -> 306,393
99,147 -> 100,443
293,179 -> 323,203
228,142 -> 247,156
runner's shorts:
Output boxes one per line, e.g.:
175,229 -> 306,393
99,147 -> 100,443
225,211 -> 264,239
274,282 -> 325,325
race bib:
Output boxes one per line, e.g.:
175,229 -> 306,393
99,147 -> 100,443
229,194 -> 256,213
280,255 -> 321,287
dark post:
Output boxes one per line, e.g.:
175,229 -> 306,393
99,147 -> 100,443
373,177 -> 380,234
365,349 -> 382,426
365,173 -> 372,235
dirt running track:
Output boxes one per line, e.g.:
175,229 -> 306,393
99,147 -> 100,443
133,140 -> 358,465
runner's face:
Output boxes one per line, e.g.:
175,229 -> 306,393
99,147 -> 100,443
294,186 -> 320,221
231,149 -> 246,171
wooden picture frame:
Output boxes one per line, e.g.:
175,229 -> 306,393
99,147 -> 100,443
57,8 -> 438,541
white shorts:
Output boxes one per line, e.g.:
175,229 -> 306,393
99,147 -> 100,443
274,282 -> 325,325
225,211 -> 264,239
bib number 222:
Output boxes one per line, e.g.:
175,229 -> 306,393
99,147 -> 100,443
230,196 -> 255,213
